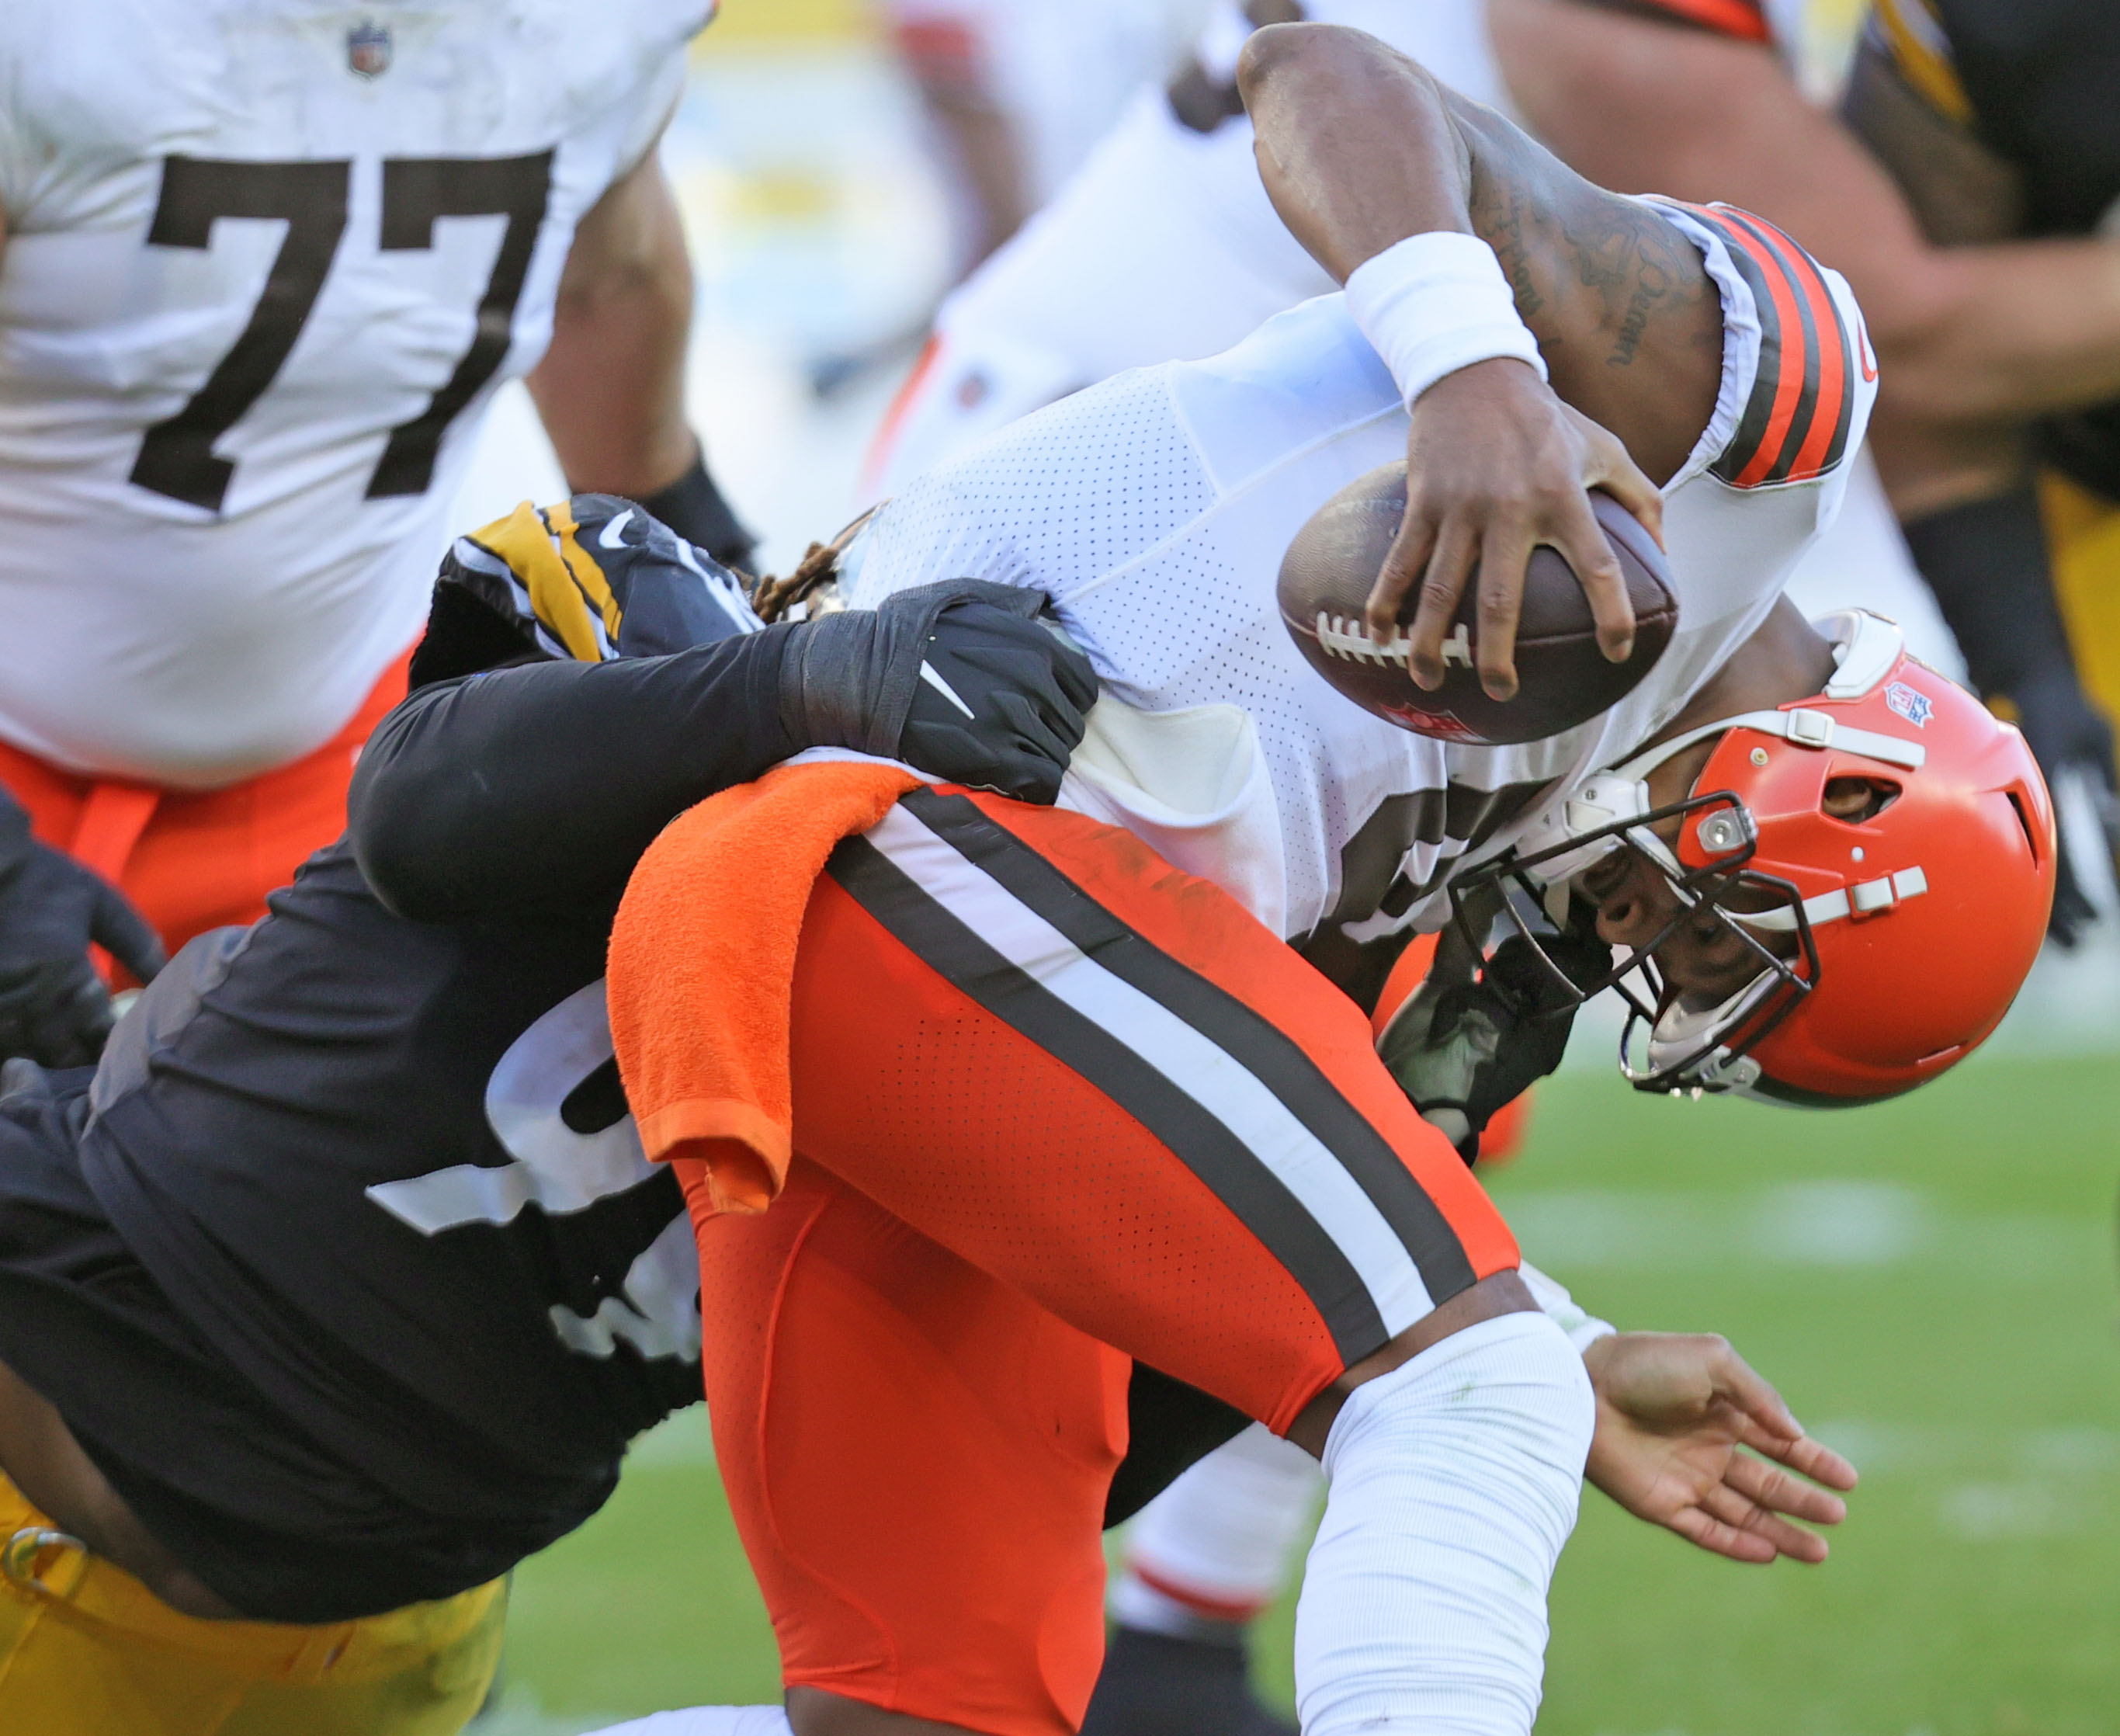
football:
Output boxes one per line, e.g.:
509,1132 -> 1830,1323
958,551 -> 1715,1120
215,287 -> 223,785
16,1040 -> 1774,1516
1277,462 -> 1678,745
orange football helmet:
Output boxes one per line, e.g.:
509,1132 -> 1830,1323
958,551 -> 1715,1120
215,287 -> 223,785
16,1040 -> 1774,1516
1455,613 -> 2056,1105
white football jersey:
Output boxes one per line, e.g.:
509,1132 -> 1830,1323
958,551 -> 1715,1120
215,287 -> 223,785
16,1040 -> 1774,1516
849,202 -> 1876,943
0,0 -> 706,787
867,0 -> 1813,500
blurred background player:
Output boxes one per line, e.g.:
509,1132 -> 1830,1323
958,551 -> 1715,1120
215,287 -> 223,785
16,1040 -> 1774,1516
0,0 -> 755,1070
861,0 -> 2120,946
802,0 -> 1200,394
1833,0 -> 2120,940
882,0 -> 1195,277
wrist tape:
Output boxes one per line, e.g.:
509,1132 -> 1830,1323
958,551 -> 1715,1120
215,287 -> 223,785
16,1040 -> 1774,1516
1343,231 -> 1546,410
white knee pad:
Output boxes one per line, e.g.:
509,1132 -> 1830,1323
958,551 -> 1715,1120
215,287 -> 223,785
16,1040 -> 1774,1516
1112,1421 -> 1324,1633
1293,1311 -> 1594,1736
581,1708 -> 790,1736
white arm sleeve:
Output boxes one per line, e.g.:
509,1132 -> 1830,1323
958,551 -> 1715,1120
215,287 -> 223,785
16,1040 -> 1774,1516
1296,1311 -> 1594,1736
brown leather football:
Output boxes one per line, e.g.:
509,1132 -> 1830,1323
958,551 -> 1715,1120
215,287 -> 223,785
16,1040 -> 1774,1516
1277,462 -> 1678,745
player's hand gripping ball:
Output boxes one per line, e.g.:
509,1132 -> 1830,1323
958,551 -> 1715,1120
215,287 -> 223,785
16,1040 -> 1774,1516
1279,462 -> 1678,745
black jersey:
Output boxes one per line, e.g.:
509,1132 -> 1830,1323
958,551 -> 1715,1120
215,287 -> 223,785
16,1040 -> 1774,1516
1932,0 -> 2120,495
0,497 -> 1097,1622
1862,0 -> 2120,496
1924,0 -> 2120,238
81,844 -> 696,1515
0,604 -> 810,1620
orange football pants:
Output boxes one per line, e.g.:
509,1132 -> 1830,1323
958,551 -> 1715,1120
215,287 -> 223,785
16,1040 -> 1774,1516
688,789 -> 1518,1736
0,654 -> 411,969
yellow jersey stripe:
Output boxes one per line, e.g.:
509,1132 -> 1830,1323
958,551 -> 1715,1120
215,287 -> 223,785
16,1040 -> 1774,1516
1869,0 -> 1975,127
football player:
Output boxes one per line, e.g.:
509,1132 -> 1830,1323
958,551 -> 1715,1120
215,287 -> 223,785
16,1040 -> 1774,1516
862,0 -> 2120,946
368,36 -> 2045,1736
1833,0 -> 2120,936
0,508 -> 1094,1736
856,3 -> 2120,1710
0,0 -> 758,1071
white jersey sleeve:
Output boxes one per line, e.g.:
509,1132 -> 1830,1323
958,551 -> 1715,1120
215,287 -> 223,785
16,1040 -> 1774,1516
0,0 -> 705,788
849,201 -> 1875,943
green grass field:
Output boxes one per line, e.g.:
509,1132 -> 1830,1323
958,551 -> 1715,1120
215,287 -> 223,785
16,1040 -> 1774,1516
486,1049 -> 2120,1736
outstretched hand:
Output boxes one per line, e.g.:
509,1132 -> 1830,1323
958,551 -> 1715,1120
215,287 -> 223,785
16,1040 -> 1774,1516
1580,1332 -> 1857,1565
0,818 -> 165,1068
1369,359 -> 1664,700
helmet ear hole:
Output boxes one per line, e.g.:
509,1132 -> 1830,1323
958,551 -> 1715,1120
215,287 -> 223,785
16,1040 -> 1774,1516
1821,776 -> 1900,824
2005,790 -> 2043,863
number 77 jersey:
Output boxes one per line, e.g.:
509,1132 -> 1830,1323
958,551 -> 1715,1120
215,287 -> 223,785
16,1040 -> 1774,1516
0,0 -> 707,789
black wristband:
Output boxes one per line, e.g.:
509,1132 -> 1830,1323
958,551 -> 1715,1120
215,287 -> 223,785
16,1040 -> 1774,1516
632,448 -> 758,573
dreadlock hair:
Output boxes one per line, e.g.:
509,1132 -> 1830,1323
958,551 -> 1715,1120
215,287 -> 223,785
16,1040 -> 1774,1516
750,505 -> 881,623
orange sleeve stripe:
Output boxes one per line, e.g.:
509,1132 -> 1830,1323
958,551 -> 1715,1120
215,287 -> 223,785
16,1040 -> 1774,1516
1688,203 -> 1857,488
1617,0 -> 1772,46
1716,206 -> 1855,484
1715,214 -> 1810,488
1775,229 -> 1853,483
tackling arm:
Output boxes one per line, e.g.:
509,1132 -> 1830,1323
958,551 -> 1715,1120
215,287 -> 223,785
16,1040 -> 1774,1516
350,587 -> 1095,925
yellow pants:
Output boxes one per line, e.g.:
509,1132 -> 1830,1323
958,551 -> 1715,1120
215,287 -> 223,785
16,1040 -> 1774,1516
2042,471 -> 2120,728
0,1475 -> 505,1736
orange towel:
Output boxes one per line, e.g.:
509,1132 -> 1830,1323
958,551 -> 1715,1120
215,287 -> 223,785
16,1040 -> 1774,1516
608,759 -> 920,1215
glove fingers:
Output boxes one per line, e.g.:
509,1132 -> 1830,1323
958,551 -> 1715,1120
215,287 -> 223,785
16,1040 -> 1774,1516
987,689 -> 1075,766
904,722 -> 1062,804
930,609 -> 1098,719
88,879 -> 167,984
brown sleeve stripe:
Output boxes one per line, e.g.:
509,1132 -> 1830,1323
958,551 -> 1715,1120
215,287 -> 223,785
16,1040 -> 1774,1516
1691,203 -> 1858,488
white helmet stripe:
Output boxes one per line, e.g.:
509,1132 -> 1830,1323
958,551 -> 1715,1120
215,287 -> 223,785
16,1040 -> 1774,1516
1737,866 -> 1927,932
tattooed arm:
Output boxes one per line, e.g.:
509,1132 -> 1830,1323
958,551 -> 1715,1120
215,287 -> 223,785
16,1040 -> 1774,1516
1238,22 -> 1723,696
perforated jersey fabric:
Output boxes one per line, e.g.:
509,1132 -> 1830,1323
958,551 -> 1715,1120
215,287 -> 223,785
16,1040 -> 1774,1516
848,203 -> 1875,943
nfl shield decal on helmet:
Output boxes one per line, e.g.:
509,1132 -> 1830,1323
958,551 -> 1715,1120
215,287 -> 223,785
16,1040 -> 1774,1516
1885,680 -> 1933,727
347,20 -> 392,78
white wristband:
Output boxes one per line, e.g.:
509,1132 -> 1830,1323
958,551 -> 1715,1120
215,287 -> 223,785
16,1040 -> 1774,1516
1343,231 -> 1547,411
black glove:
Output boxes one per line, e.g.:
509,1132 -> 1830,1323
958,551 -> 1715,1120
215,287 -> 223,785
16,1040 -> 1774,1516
0,792 -> 166,1068
1378,929 -> 1609,1162
779,580 -> 1099,804
632,447 -> 758,574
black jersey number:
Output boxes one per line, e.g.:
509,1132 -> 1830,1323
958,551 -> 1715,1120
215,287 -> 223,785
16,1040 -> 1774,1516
130,151 -> 553,513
